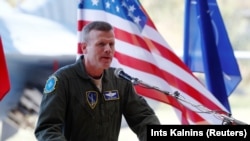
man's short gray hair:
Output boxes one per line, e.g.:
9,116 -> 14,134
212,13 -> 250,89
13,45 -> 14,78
81,21 -> 113,42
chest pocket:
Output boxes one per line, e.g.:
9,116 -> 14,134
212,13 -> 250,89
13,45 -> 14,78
100,90 -> 120,122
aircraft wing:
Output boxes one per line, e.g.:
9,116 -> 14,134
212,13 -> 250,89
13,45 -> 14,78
0,4 -> 76,140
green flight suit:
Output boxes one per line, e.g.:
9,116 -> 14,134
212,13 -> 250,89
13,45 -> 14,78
34,56 -> 160,141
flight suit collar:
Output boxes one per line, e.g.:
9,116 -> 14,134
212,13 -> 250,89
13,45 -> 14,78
74,55 -> 111,82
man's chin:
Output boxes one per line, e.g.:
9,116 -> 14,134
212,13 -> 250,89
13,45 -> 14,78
103,65 -> 111,69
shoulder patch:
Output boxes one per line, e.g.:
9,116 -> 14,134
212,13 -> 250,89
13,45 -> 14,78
43,75 -> 58,94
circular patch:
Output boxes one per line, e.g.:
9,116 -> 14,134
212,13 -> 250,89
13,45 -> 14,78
43,75 -> 58,94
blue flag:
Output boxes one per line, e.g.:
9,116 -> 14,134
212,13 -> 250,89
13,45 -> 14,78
183,0 -> 242,112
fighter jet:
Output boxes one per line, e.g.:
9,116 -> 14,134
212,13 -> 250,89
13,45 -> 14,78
0,1 -> 77,140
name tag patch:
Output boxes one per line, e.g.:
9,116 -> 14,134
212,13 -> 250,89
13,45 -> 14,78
103,90 -> 119,101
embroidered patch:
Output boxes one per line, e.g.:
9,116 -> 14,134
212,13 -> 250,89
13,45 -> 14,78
43,75 -> 57,94
103,90 -> 119,101
86,91 -> 98,109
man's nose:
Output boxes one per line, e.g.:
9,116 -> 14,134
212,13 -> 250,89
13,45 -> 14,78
104,44 -> 113,52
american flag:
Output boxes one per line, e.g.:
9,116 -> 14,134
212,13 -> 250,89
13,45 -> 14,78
77,0 -> 228,124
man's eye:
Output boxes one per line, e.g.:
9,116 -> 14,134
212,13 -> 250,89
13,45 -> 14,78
99,43 -> 105,46
109,43 -> 114,47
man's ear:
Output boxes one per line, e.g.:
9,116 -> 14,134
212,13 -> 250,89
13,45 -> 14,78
81,42 -> 87,54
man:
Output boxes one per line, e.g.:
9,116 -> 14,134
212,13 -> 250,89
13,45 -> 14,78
34,21 -> 160,141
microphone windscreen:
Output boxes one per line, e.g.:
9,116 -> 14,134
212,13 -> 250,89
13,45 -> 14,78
114,68 -> 123,78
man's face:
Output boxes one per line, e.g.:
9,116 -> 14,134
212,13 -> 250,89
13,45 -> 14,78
84,29 -> 115,70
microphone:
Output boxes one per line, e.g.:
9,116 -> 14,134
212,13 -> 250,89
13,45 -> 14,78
114,68 -> 172,95
114,68 -> 137,83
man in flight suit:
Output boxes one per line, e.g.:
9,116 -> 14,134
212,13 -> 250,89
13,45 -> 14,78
34,21 -> 160,141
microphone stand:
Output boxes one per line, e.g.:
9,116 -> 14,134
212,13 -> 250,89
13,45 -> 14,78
132,78 -> 180,98
131,78 -> 248,125
220,114 -> 248,125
